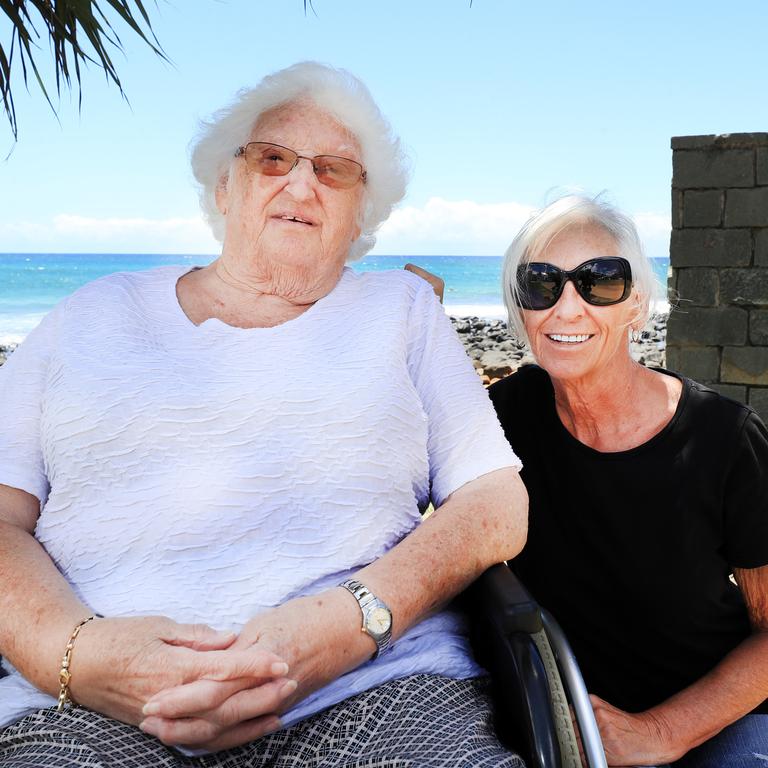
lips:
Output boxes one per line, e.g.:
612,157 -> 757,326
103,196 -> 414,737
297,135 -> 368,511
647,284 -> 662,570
273,213 -> 315,226
546,333 -> 594,344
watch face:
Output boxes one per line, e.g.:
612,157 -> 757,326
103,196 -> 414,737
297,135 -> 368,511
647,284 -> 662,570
367,606 -> 392,637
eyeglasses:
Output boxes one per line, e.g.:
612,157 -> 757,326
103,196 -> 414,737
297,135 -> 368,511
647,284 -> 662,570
234,142 -> 367,190
516,257 -> 633,310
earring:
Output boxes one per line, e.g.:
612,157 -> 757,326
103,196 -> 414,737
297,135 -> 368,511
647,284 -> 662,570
630,328 -> 641,343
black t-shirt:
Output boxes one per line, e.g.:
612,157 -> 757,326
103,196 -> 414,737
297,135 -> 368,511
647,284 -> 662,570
489,365 -> 768,715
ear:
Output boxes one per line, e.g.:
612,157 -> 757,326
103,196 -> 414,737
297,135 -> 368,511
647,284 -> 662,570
215,173 -> 230,216
629,288 -> 649,327
351,196 -> 366,242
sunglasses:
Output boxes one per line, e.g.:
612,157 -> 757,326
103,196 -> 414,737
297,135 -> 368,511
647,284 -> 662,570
235,142 -> 367,190
516,257 -> 633,310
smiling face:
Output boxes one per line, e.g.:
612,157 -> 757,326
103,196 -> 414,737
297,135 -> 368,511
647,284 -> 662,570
215,101 -> 365,300
522,223 -> 640,384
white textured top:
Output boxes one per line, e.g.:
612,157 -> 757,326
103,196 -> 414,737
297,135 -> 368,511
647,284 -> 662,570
0,265 -> 520,730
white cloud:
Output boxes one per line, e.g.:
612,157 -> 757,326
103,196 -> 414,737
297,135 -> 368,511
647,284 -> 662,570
374,197 -> 535,255
373,197 -> 671,258
0,202 -> 671,258
0,215 -> 219,254
633,211 -> 672,258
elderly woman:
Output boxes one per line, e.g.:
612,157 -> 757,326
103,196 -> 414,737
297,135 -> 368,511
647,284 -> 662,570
0,63 -> 528,767
487,195 -> 768,767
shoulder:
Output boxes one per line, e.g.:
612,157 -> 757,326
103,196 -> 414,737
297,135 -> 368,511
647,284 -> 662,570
488,365 -> 553,443
33,266 -> 189,347
65,266 -> 185,308
342,267 -> 433,304
339,268 -> 443,335
488,364 -> 549,407
666,369 -> 759,433
57,266 -> 187,328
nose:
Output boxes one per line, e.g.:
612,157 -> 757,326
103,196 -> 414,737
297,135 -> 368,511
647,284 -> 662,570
283,157 -> 318,200
553,280 -> 586,319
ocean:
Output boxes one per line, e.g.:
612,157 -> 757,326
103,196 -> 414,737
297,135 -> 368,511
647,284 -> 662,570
0,253 -> 670,345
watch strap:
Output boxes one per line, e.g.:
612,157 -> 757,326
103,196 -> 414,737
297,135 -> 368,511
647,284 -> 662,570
339,578 -> 392,658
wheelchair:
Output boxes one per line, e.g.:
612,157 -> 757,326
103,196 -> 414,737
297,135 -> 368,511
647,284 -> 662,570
0,564 -> 607,767
467,563 -> 608,768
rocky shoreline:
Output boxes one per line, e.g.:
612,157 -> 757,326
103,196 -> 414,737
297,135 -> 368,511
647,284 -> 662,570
0,346 -> 14,367
450,313 -> 668,385
0,313 -> 667,380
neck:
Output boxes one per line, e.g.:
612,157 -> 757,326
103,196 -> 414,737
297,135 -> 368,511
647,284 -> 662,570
550,355 -> 660,450
178,254 -> 344,329
216,246 -> 343,306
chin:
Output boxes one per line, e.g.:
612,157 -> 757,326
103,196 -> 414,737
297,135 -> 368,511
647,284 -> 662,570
536,354 -> 598,382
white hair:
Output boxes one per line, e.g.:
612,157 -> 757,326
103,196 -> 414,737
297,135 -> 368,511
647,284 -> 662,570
502,194 -> 657,345
190,62 -> 409,260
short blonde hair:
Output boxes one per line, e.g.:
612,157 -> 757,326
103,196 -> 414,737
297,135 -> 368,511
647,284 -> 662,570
190,62 -> 409,260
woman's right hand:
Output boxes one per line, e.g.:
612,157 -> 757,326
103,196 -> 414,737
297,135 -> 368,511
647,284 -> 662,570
68,615 -> 291,728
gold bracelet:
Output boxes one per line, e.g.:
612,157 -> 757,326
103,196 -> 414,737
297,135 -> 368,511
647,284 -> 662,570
56,615 -> 98,712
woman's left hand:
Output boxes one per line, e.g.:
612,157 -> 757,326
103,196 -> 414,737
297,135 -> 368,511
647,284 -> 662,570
139,590 -> 365,751
589,694 -> 678,766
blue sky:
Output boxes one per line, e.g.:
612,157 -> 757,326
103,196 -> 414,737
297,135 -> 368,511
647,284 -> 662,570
1,0 -> 767,257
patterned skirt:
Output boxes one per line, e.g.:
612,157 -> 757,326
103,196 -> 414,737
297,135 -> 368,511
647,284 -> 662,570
0,674 -> 524,767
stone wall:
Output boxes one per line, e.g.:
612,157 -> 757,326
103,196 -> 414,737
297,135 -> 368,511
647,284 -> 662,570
667,133 -> 768,423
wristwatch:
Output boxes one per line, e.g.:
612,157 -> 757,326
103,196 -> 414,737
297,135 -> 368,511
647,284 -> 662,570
339,579 -> 393,659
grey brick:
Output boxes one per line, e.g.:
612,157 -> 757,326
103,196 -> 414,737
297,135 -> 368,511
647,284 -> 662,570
749,388 -> 768,424
665,345 -> 720,381
758,148 -> 768,186
666,307 -> 748,346
672,189 -> 683,229
670,229 -> 751,268
757,230 -> 768,267
720,269 -> 768,307
709,383 -> 747,403
672,134 -> 768,150
750,310 -> 768,345
671,135 -> 717,150
724,188 -> 768,227
682,190 -> 723,227
676,268 -> 719,306
721,346 -> 768,385
672,149 -> 753,189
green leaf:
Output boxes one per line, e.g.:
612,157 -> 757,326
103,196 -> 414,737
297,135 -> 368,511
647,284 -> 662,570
1,0 -> 168,141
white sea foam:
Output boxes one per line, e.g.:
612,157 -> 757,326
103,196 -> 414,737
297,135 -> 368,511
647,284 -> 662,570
444,303 -> 507,319
0,313 -> 47,345
444,299 -> 670,321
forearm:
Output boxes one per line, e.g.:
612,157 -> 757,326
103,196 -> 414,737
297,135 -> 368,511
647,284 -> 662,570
237,467 -> 527,693
142,467 -> 527,745
647,631 -> 768,759
0,519 -> 91,695
355,466 -> 528,641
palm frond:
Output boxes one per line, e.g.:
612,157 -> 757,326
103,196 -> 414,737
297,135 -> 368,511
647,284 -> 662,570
0,0 -> 168,141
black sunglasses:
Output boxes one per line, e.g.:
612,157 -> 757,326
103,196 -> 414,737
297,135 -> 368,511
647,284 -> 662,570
516,257 -> 633,310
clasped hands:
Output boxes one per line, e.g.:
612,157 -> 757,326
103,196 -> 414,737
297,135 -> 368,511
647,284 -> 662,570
71,590 -> 357,753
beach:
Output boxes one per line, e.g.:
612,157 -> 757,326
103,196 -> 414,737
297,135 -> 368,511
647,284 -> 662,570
0,253 -> 669,375
451,312 -> 668,385
0,310 -> 668,379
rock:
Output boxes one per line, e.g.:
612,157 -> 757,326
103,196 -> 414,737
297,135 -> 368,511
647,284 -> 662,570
450,313 -> 669,380
0,344 -> 17,367
478,349 -> 517,379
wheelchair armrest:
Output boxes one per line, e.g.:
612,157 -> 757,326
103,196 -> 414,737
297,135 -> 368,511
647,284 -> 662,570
471,562 -> 544,636
467,563 -> 562,768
